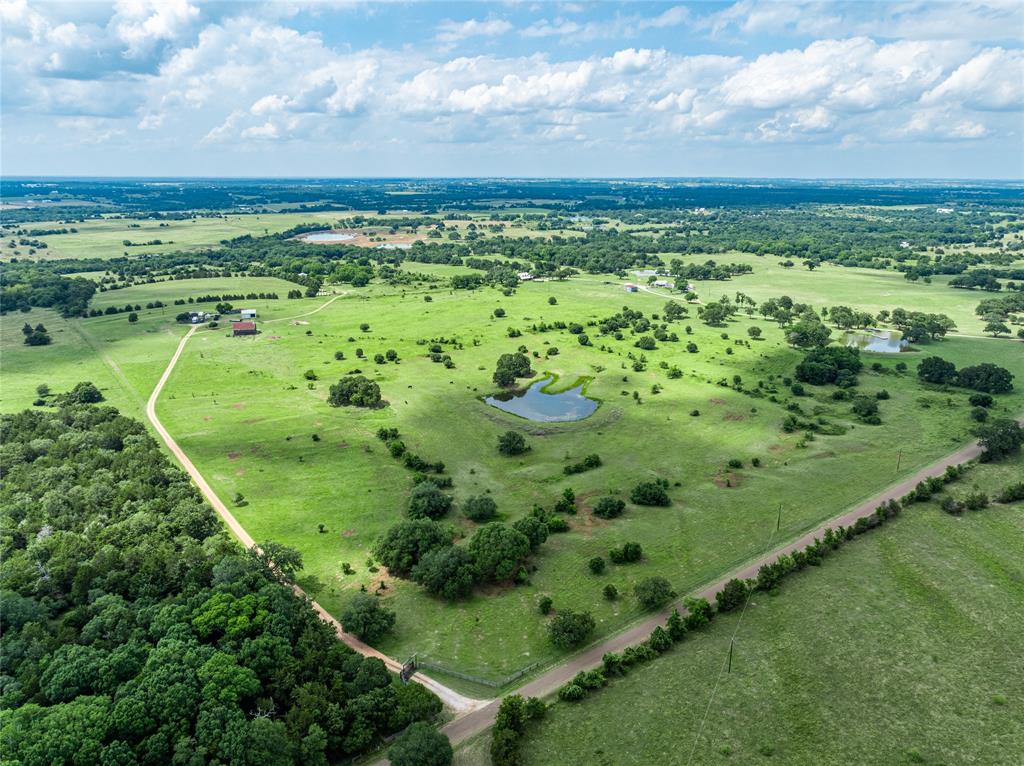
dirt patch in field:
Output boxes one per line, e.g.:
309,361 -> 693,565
768,444 -> 786,453
231,403 -> 245,410
724,413 -> 745,421
341,529 -> 357,538
267,335 -> 282,340
712,470 -> 742,489
242,418 -> 263,425
203,416 -> 212,422
810,450 -> 837,460
227,452 -> 241,460
235,469 -> 246,477
709,398 -> 726,405
291,320 -> 309,326
336,442 -> 350,449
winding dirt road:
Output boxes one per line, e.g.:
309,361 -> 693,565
145,320 -> 485,715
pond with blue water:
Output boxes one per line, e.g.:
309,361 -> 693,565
485,376 -> 598,422
844,330 -> 908,353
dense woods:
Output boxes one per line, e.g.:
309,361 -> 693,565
0,403 -> 439,765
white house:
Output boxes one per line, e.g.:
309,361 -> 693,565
517,271 -> 534,281
653,279 -> 673,288
240,308 -> 257,320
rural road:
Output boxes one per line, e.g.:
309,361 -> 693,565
439,422 -> 1020,746
145,319 -> 485,715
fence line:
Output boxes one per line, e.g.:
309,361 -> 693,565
416,659 -> 540,689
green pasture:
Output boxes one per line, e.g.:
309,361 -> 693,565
661,252 -> 1005,335
89,276 -> 302,310
508,454 -> 1024,766
145,275 -> 1024,688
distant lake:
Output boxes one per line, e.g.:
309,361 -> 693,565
301,231 -> 356,243
485,376 -> 598,422
845,330 -> 908,353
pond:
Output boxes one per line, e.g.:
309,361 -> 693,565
845,330 -> 908,353
485,376 -> 598,422
300,231 -> 356,243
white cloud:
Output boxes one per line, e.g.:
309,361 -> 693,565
112,0 -> 199,58
436,18 -> 513,44
922,47 -> 1024,111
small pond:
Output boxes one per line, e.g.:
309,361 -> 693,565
845,329 -> 908,353
301,231 -> 356,243
485,376 -> 598,422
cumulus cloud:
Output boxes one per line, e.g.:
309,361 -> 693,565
436,18 -> 513,44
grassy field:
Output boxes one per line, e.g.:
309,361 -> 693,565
500,454 -> 1024,766
146,273 -> 1024,689
661,252 -> 1006,335
3,261 -> 1021,696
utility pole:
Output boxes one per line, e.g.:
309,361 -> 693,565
776,504 -> 782,532
727,639 -> 734,673
896,448 -> 903,473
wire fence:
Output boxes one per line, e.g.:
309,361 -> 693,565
416,659 -> 541,689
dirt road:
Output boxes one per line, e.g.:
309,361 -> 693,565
145,322 -> 485,715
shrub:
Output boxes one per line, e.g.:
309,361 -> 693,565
683,597 -> 713,630
490,727 -> 521,766
408,481 -> 453,520
963,491 -> 989,511
970,407 -> 989,422
851,396 -> 879,420
564,453 -> 602,475
976,419 -> 1024,461
558,683 -> 586,702
411,546 -> 475,600
588,556 -> 606,575
463,495 -> 498,522
969,393 -> 994,408
340,593 -> 395,642
497,430 -> 528,456
549,610 -> 596,649
630,479 -> 670,506
593,497 -> 625,519
608,542 -> 642,564
512,516 -> 549,551
634,576 -> 676,610
603,584 -> 618,600
539,596 -> 553,615
59,381 -> 104,405
727,458 -> 743,469
996,482 -> 1024,503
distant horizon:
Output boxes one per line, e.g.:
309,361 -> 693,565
4,175 -> 1023,184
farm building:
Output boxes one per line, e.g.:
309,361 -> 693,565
623,283 -> 638,292
653,279 -> 673,288
240,308 -> 257,319
232,321 -> 257,336
517,271 -> 534,281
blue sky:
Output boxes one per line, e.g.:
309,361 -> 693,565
1,1 -> 1022,178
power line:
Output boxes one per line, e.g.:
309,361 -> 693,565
685,519 -> 779,766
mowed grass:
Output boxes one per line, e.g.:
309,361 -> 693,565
89,276 -> 301,310
511,454 -> 1024,766
662,252 -> 1006,335
150,273 -> 1024,688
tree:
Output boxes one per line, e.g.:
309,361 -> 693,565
468,523 -> 531,582
956,363 -> 1014,394
412,546 -> 475,600
786,318 -> 831,349
588,556 -> 606,574
917,356 -> 957,385
984,320 -> 1010,337
490,727 -> 521,766
593,497 -> 625,519
328,376 -> 382,407
493,352 -> 532,387
634,577 -> 676,610
512,516 -> 549,551
408,481 -> 453,520
61,381 -> 104,404
630,480 -> 670,506
715,578 -> 749,612
127,312 -> 139,323
463,494 -> 497,522
340,593 -> 396,642
389,722 -> 453,766
493,308 -> 506,318
663,300 -> 686,321
549,610 -> 596,649
851,396 -> 879,420
747,326 -> 762,339
976,419 -> 1024,462
635,336 -> 656,350
495,694 -> 528,734
373,519 -> 451,577
498,430 -> 528,456
699,302 -> 730,326
251,540 -> 304,583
